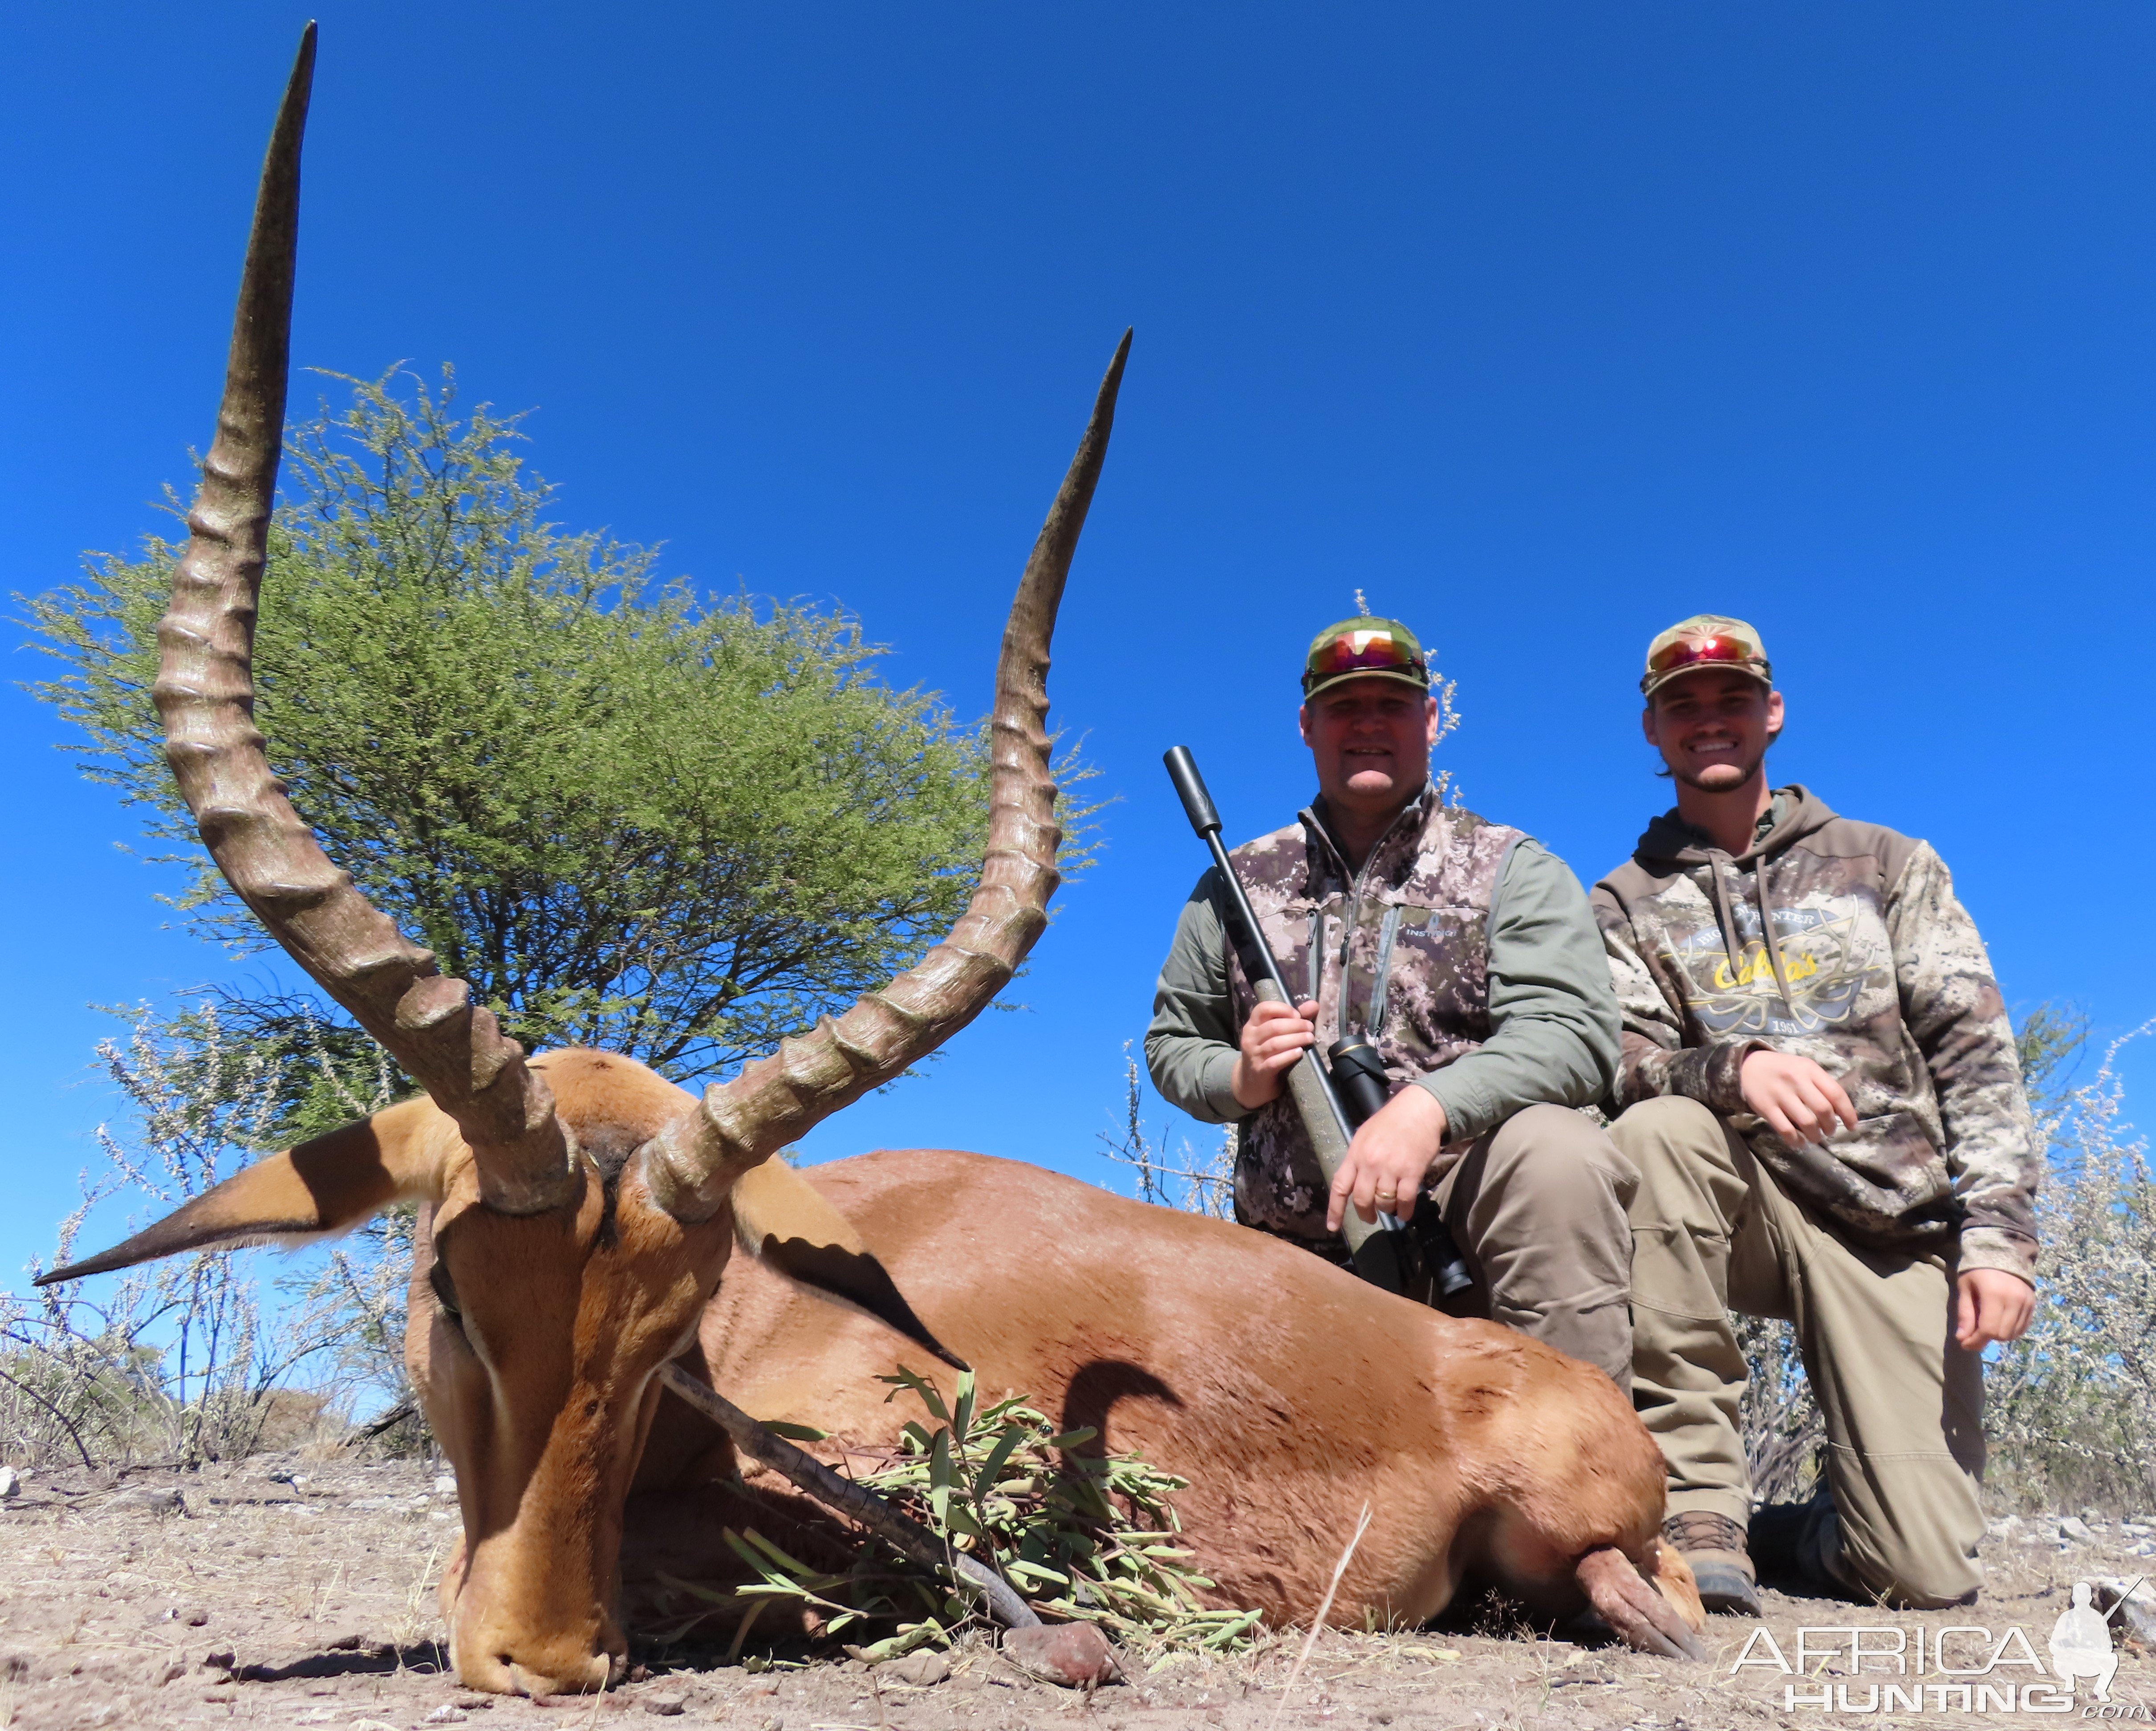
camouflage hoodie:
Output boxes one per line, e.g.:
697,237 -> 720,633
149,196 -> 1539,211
1591,785 -> 2038,1282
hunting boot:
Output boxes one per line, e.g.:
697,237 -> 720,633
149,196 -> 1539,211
1749,1488 -> 1854,1601
1662,1511 -> 1762,1617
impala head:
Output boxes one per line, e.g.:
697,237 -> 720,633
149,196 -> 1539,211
41,27 -> 1126,1696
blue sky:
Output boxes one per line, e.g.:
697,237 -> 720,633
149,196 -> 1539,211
6,4 -> 2154,1282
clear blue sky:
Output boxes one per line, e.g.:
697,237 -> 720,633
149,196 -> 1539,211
6,4 -> 2153,1281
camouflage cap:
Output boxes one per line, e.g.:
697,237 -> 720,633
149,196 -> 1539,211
1301,616 -> 1430,701
1640,614 -> 1772,700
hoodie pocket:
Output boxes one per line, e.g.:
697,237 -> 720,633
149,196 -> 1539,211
1828,1110 -> 1942,1200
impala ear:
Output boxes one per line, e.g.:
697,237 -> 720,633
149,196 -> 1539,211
36,1096 -> 454,1285
730,1160 -> 966,1372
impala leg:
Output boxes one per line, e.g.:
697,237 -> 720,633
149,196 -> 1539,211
1575,1546 -> 1708,1662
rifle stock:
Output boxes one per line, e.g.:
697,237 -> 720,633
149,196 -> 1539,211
1250,977 -> 1410,1287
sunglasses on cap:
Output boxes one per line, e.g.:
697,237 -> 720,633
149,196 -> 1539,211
1640,630 -> 1770,692
1303,628 -> 1427,691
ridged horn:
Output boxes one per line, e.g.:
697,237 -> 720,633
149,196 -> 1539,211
153,25 -> 576,1215
638,330 -> 1132,1221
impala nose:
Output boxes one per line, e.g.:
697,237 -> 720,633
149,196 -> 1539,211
503,1652 -> 618,1698
451,1588 -> 626,1697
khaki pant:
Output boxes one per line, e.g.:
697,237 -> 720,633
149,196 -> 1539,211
1418,1103 -> 1639,1390
1610,1096 -> 1985,1608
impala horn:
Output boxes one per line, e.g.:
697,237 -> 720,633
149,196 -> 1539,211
638,330 -> 1131,1221
154,24 -> 576,1215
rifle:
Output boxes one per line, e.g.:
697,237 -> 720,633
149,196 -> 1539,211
1163,747 -> 1473,1298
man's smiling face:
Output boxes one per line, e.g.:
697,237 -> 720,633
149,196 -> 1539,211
1299,678 -> 1439,820
1642,667 -> 1785,792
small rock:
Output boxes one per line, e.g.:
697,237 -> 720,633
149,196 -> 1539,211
116,1487 -> 183,1515
346,1495 -> 396,1511
760,1718 -> 783,1731
177,1607 -> 209,1627
424,1710 -> 468,1725
152,1660 -> 187,1686
640,1692 -> 688,1717
2059,1516 -> 2096,1544
2098,1578 -> 2156,1647
1001,1623 -> 1124,1689
0,1466 -> 19,1499
877,1650 -> 951,1688
434,1474 -> 459,1495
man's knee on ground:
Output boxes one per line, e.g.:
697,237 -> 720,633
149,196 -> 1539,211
1840,1530 -> 1982,1610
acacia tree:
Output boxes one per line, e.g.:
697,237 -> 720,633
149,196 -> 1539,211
27,368 -> 1072,1097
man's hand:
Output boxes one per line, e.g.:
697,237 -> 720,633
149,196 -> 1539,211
1327,1086 -> 1448,1231
1231,998 -> 1318,1110
1741,1049 -> 1859,1146
1956,1268 -> 2035,1353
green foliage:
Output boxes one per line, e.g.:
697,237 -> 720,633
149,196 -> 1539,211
662,1367 -> 1262,1665
23,367 -> 1079,1079
2017,1001 -> 2092,1138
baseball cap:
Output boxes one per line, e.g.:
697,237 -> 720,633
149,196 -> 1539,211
1640,614 -> 1772,700
1301,616 -> 1431,702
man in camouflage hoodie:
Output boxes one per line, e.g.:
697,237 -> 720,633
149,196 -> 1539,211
1148,615 -> 1634,1385
1594,615 -> 2038,1617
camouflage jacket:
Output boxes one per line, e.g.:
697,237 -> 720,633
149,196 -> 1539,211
1591,785 -> 2038,1281
1147,787 -> 1620,1243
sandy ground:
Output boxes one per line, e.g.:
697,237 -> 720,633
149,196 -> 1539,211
0,1454 -> 2147,1730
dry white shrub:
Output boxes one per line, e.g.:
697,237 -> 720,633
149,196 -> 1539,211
1099,1046 -> 1236,1219
0,1000 -> 411,1467
1987,1016 -> 2156,1514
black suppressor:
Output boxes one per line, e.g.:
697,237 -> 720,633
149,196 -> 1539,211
1327,1037 -> 1475,1297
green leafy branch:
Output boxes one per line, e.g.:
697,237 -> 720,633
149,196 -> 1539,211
661,1366 -> 1263,1666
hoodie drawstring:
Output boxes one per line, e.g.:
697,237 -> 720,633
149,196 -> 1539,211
1709,849 -> 1794,1010
1753,851 -> 1794,1008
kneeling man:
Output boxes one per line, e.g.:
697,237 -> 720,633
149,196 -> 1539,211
1593,615 -> 2038,1615
1148,613 -> 1634,1386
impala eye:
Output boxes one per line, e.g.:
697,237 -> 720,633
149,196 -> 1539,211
430,1260 -> 464,1328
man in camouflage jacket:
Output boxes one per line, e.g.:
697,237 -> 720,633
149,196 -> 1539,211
1148,614 -> 1635,1385
1593,614 -> 2038,1617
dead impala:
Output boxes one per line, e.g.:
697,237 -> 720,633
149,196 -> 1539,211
45,29 -> 1705,1697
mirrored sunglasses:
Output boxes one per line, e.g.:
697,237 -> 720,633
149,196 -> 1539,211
1647,632 -> 1766,678
1305,629 -> 1426,684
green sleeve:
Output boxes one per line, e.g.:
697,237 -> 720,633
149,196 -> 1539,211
1410,840 -> 1621,1140
1144,868 -> 1252,1125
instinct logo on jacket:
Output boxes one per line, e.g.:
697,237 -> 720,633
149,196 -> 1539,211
1591,785 -> 2038,1281
1223,789 -> 1522,1242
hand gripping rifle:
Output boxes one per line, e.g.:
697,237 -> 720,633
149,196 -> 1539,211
1163,747 -> 1473,1298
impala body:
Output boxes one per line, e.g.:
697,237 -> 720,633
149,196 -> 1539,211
45,28 -> 1704,1697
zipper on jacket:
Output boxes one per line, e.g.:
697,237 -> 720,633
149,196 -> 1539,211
1367,902 -> 1403,1035
1303,791 -> 1431,1038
